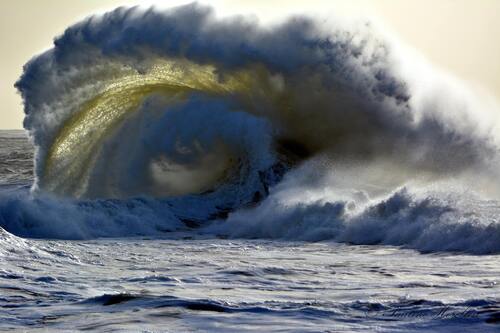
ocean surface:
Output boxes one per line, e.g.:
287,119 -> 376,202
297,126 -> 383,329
1,130 -> 499,332
3,4 -> 500,332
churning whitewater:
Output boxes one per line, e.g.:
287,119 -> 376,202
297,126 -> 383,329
2,3 -> 500,254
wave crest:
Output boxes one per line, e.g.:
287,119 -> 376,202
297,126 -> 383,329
6,4 -> 500,253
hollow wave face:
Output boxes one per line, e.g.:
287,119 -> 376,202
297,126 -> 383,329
11,4 -> 500,253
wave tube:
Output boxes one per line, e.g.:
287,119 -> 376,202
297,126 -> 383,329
7,3 -> 500,253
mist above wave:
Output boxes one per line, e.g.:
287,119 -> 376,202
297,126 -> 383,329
5,3 -> 500,254
16,3 -> 500,200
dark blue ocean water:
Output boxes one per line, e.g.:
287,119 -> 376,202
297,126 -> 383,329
0,130 -> 499,332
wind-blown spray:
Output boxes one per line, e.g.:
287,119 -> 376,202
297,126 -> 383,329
3,3 -> 500,253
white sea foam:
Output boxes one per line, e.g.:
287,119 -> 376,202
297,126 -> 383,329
3,3 -> 500,254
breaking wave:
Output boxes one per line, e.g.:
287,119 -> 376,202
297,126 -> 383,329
3,3 -> 500,253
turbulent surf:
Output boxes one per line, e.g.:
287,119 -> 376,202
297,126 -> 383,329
2,3 -> 500,254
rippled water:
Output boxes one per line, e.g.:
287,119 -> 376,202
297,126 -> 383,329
0,131 -> 499,332
0,130 -> 33,185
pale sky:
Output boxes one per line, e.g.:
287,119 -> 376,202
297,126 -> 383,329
1,0 -> 499,129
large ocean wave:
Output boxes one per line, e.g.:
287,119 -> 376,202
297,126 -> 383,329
3,3 -> 500,253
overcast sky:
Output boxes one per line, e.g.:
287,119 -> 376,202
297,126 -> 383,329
1,0 -> 499,129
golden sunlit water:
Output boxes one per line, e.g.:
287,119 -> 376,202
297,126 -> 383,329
43,59 -> 280,197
